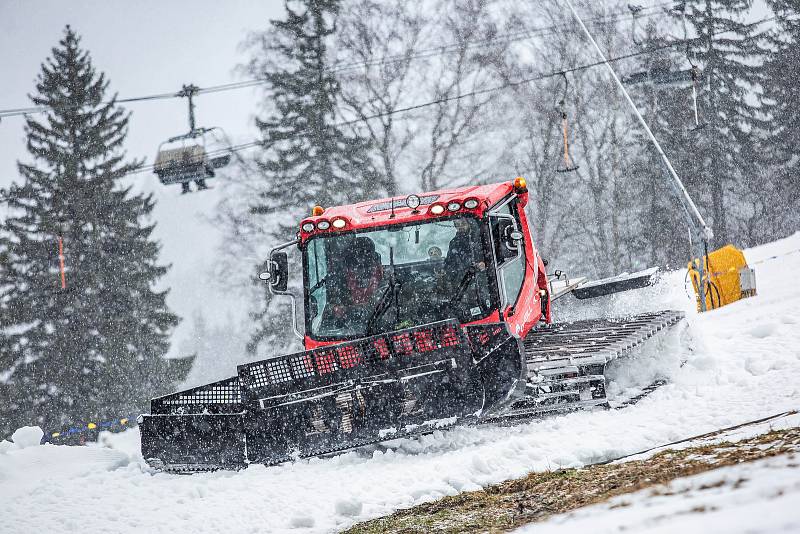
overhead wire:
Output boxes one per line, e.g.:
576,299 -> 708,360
0,2 -> 671,120
325,2 -> 674,75
114,12 -> 788,180
1,10 -> 788,183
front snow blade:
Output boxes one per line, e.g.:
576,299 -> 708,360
572,267 -> 659,299
140,377 -> 247,471
238,319 -> 480,464
139,413 -> 246,471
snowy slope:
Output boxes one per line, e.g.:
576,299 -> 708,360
515,452 -> 800,534
1,233 -> 799,534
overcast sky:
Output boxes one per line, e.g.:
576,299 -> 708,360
0,1 -> 284,355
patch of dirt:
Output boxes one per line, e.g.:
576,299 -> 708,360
345,427 -> 800,534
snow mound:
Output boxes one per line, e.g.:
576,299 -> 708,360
289,514 -> 315,529
335,498 -> 363,517
11,426 -> 43,449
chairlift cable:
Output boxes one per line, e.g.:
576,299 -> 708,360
25,12 -> 783,183
0,3 -> 673,120
0,5 -> 777,123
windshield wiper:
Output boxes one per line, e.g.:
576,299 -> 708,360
309,275 -> 327,294
449,266 -> 478,308
365,278 -> 401,336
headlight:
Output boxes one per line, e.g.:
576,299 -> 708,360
464,198 -> 479,209
317,220 -> 331,230
301,222 -> 315,232
447,201 -> 461,212
430,204 -> 445,215
332,218 -> 346,229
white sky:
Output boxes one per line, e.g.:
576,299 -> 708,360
0,1 -> 283,354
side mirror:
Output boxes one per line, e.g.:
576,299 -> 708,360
259,251 -> 289,292
501,224 -> 522,252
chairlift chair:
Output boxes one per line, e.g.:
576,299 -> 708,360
624,66 -> 694,88
152,84 -> 231,194
623,0 -> 706,132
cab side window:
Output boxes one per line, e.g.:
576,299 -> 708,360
490,201 -> 526,307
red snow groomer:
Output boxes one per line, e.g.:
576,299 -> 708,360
140,178 -> 683,472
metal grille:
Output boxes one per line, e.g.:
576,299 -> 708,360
151,377 -> 242,415
441,325 -> 461,347
337,345 -> 362,368
238,320 -> 465,390
392,332 -> 414,355
373,338 -> 390,359
414,330 -> 436,352
466,324 -> 505,348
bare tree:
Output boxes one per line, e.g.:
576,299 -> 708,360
335,0 -> 512,195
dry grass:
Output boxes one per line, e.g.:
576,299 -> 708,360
345,426 -> 800,534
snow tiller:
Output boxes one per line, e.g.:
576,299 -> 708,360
140,178 -> 684,472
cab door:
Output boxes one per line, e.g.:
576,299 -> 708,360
487,196 -> 544,338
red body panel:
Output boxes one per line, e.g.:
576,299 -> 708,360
300,180 -> 551,350
503,192 -> 551,338
298,183 -> 515,244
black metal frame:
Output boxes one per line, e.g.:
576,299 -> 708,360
140,319 -> 492,469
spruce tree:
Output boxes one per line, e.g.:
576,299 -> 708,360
246,0 -> 377,354
627,19 -> 699,268
0,27 -> 182,438
670,1 -> 770,246
757,1 -> 800,238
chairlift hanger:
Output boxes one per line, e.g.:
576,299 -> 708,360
678,6 -> 706,132
669,3 -> 705,131
628,4 -> 644,47
555,73 -> 580,174
152,84 -> 232,194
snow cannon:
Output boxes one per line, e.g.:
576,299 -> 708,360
688,244 -> 756,311
140,179 -> 684,472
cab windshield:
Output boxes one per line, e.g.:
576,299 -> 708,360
304,217 -> 493,340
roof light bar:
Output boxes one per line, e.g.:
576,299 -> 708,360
464,198 -> 479,209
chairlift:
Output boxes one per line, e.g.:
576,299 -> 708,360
628,4 -> 644,46
624,66 -> 694,87
555,73 -> 579,174
153,84 -> 231,194
623,2 -> 706,131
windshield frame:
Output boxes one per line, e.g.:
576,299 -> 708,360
300,214 -> 499,342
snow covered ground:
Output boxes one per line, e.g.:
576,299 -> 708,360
1,232 -> 799,534
515,450 -> 800,534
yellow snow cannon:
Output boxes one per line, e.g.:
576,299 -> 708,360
688,244 -> 756,312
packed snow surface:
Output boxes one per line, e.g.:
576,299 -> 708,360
1,233 -> 799,533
